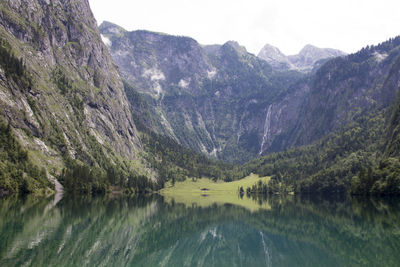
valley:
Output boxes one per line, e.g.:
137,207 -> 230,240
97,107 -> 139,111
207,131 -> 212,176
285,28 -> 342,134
0,0 -> 399,197
1,1 -> 400,266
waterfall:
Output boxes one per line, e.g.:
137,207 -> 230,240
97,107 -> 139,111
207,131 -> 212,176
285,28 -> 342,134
259,105 -> 273,155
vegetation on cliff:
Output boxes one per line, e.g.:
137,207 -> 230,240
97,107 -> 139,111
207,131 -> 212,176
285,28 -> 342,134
0,120 -> 51,195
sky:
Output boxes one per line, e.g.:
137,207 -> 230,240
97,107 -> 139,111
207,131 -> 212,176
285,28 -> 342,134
88,0 -> 400,55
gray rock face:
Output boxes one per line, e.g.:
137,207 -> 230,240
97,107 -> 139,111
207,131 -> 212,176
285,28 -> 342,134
102,20 -> 400,162
288,45 -> 346,71
0,0 -> 141,169
101,22 -> 304,162
100,23 -> 212,97
258,81 -> 311,154
257,44 -> 293,71
258,44 -> 346,72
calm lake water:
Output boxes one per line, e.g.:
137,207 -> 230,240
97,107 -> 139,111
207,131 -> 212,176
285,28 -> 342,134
0,193 -> 399,267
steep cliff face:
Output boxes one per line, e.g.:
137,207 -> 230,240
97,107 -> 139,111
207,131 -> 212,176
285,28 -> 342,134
100,22 -> 212,98
255,38 -> 400,156
289,38 -> 400,147
99,20 -> 400,164
258,80 -> 311,154
257,44 -> 292,71
0,1 -> 142,173
99,21 -> 214,140
101,22 -> 304,162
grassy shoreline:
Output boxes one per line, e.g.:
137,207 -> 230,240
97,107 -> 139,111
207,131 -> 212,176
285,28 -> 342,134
160,173 -> 271,211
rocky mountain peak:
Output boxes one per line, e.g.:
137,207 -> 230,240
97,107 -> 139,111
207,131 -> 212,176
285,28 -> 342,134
99,21 -> 127,36
258,44 -> 285,58
296,44 -> 345,60
288,45 -> 346,71
223,41 -> 248,55
257,44 -> 293,71
258,43 -> 346,72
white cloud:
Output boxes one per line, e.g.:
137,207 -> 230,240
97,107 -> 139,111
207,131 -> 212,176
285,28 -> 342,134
89,0 -> 400,55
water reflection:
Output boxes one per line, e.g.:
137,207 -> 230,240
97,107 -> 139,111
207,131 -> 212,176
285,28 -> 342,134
0,194 -> 399,266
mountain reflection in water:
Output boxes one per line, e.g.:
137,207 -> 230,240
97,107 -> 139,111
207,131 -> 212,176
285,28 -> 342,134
0,194 -> 399,267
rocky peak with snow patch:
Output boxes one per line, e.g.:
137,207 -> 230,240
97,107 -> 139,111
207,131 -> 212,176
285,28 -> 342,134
288,44 -> 346,71
99,21 -> 127,36
257,44 -> 293,71
258,43 -> 346,72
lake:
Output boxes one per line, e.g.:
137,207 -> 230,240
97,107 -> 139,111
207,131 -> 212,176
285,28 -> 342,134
0,193 -> 399,266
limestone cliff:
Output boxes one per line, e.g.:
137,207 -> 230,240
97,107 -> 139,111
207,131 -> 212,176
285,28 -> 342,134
101,22 -> 303,162
0,0 -> 143,175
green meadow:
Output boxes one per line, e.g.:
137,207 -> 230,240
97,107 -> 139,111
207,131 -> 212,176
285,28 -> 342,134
160,173 -> 271,211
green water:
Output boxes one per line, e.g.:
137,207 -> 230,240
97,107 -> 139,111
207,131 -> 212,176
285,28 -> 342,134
0,194 -> 399,267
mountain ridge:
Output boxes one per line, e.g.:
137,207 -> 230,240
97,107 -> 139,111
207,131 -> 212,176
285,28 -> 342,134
257,43 -> 346,71
100,21 -> 304,162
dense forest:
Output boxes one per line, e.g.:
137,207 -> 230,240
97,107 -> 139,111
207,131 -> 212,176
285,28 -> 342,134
58,125 -> 249,195
239,38 -> 400,196
350,88 -> 400,195
0,39 -> 32,91
244,90 -> 400,196
0,39 -> 51,195
0,120 -> 51,195
59,158 -> 160,195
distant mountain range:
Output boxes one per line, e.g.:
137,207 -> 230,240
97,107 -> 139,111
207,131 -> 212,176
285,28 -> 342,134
257,43 -> 346,71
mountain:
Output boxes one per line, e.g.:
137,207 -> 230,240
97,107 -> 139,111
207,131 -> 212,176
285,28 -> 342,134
0,0 -> 150,194
248,37 -> 400,157
246,37 -> 400,195
257,44 -> 293,71
101,18 -> 400,195
289,44 -> 346,71
100,22 -> 304,162
2,2 -> 400,196
102,22 -> 361,161
290,38 -> 400,146
0,2 -> 252,195
85,19 -> 400,195
257,44 -> 346,72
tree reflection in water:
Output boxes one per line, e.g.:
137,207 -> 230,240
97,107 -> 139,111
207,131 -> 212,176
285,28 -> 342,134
0,194 -> 399,267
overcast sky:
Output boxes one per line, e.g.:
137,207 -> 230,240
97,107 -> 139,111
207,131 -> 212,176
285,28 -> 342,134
88,0 -> 400,55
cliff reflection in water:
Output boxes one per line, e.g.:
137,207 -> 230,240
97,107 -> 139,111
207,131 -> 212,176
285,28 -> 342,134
0,194 -> 399,267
